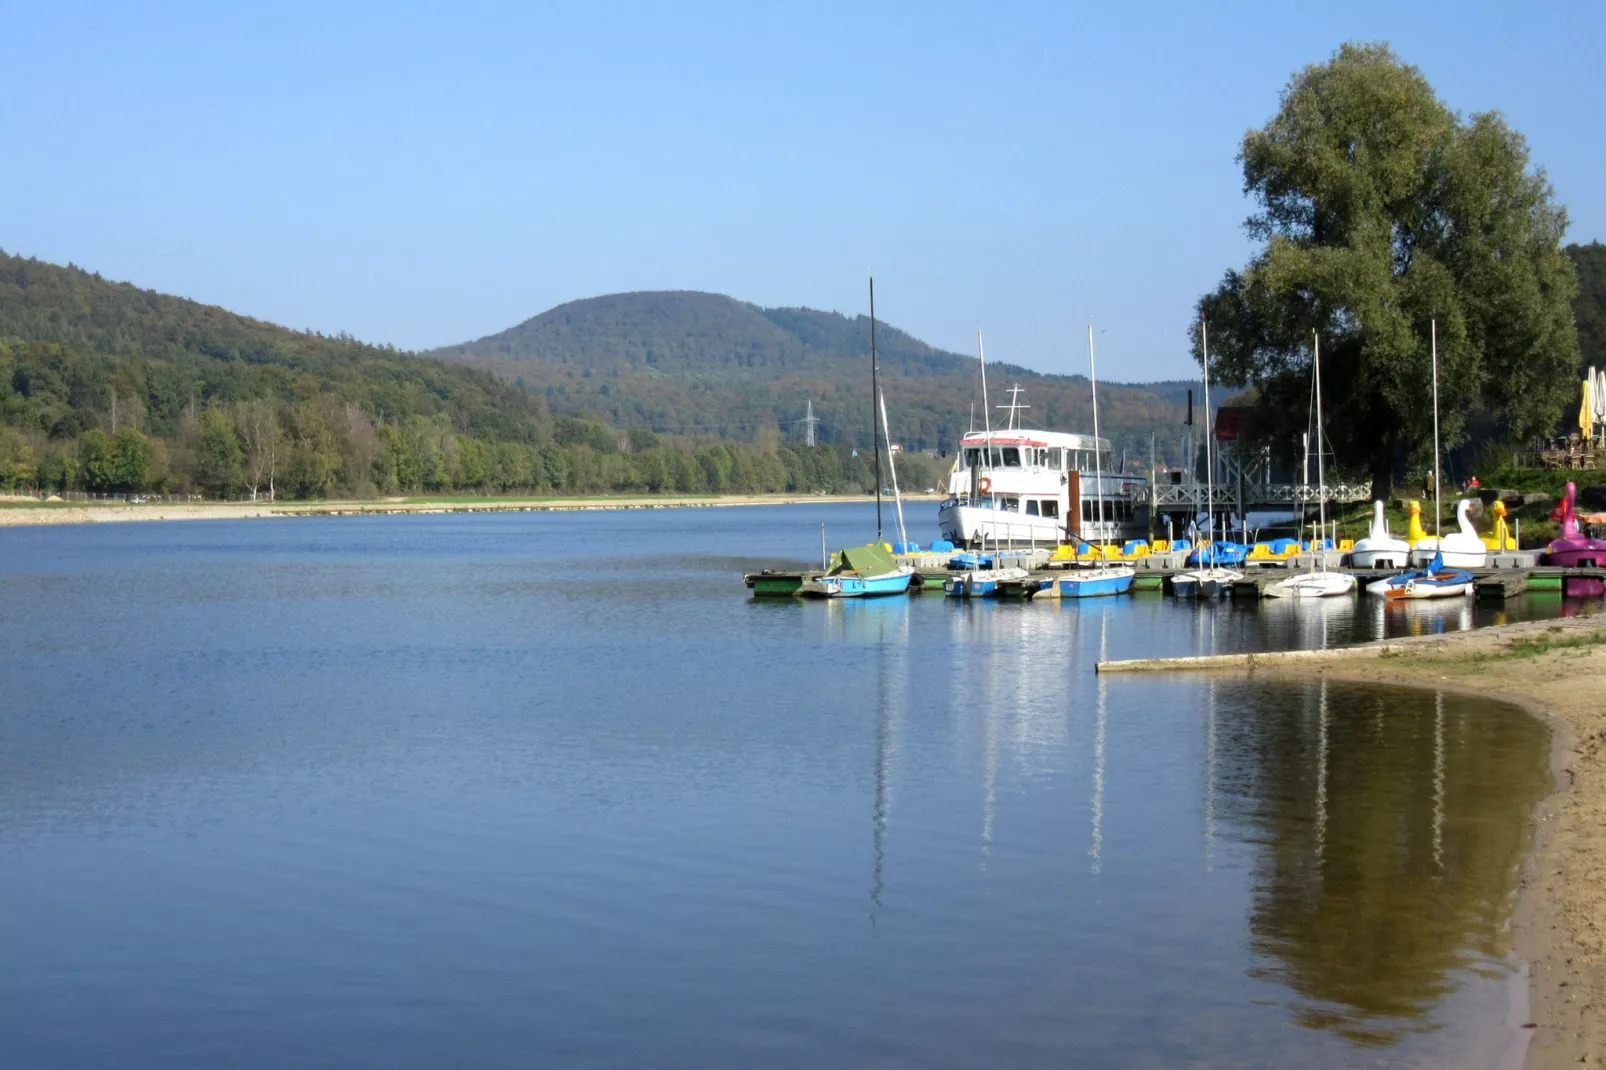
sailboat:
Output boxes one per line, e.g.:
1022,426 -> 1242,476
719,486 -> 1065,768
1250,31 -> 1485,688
802,278 -> 915,599
1401,321 -> 1485,571
1265,332 -> 1356,598
1059,323 -> 1134,598
1171,317 -> 1243,598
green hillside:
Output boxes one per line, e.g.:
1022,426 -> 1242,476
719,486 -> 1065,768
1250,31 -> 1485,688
429,291 -> 1201,464
0,254 -> 941,498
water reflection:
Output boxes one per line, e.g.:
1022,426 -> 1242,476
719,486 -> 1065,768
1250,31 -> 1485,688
0,507 -> 1565,1070
1213,680 -> 1549,1045
868,601 -> 908,924
1234,590 -> 1577,652
1091,611 -> 1108,875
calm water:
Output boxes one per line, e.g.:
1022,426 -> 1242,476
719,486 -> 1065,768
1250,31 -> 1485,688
0,502 -> 1556,1068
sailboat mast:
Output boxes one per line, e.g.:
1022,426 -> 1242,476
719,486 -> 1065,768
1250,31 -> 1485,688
1089,323 -> 1105,546
878,389 -> 908,548
870,277 -> 883,543
1314,332 -> 1327,539
1200,317 -> 1214,555
1431,318 -> 1442,539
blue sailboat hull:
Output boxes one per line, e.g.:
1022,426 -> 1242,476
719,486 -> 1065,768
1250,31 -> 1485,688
808,572 -> 914,598
1056,571 -> 1135,598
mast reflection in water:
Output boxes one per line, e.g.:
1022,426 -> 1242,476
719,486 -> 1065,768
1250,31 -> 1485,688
1212,680 -> 1549,1045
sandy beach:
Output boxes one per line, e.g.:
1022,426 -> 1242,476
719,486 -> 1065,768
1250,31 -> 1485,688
0,493 -> 930,528
1103,612 -> 1606,1069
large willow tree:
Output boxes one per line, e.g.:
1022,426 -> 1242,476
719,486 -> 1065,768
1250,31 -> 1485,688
1196,43 -> 1579,498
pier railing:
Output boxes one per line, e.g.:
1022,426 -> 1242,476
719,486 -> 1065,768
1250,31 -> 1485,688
1138,483 -> 1371,508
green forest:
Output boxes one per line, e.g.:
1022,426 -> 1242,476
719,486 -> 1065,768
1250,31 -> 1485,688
0,254 -> 949,498
1572,241 -> 1606,372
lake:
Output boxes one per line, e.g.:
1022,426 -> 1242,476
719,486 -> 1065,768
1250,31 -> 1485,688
0,502 -> 1554,1068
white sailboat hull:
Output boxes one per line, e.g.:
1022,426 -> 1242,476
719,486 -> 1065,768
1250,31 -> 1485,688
1263,572 -> 1357,599
1171,568 -> 1242,598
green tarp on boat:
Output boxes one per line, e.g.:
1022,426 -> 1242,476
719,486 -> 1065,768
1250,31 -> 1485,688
835,542 -> 901,577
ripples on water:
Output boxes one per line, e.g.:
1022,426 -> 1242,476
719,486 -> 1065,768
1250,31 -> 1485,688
0,503 -> 1556,1068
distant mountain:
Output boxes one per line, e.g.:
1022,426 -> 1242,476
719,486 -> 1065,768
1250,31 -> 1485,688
429,291 -> 1202,464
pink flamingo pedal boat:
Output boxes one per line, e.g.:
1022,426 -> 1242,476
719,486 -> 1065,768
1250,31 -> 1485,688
1546,482 -> 1606,568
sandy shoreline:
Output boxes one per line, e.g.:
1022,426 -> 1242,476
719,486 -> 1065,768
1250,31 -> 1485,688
1103,612 -> 1606,1070
0,493 -> 932,528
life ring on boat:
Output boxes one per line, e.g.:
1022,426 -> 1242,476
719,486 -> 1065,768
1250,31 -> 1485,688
977,477 -> 993,494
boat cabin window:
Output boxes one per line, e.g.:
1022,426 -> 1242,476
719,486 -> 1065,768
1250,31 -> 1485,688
1048,449 -> 1061,470
999,496 -> 1019,512
1001,447 -> 1021,467
1040,500 -> 1059,519
1025,500 -> 1040,516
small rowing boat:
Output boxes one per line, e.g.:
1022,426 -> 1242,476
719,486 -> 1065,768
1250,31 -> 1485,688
1364,552 -> 1474,599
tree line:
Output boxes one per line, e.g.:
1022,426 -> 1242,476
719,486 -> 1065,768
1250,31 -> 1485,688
0,340 -> 951,497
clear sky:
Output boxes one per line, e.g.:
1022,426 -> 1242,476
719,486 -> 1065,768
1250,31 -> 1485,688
3,1 -> 1602,382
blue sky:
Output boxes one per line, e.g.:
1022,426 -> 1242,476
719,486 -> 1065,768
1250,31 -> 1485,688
3,1 -> 1602,382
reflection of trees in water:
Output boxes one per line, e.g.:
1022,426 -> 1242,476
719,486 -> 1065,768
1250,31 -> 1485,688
1212,680 -> 1549,1045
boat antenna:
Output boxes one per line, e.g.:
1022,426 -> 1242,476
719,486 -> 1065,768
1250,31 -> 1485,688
1431,318 -> 1442,539
978,330 -> 992,444
870,276 -> 883,543
998,384 -> 1029,432
1200,315 -> 1214,562
1089,323 -> 1105,551
878,387 -> 908,548
978,330 -> 993,505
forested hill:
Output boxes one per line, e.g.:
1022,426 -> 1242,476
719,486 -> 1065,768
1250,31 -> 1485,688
0,254 -> 950,498
0,251 -> 544,442
430,291 -> 1200,461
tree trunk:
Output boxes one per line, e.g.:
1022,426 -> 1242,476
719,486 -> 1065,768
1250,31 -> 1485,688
1369,432 -> 1396,503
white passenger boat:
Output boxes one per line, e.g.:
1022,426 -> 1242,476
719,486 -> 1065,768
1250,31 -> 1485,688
935,389 -> 1143,549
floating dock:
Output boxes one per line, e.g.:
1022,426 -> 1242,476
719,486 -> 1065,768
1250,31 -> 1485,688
747,557 -> 1606,601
